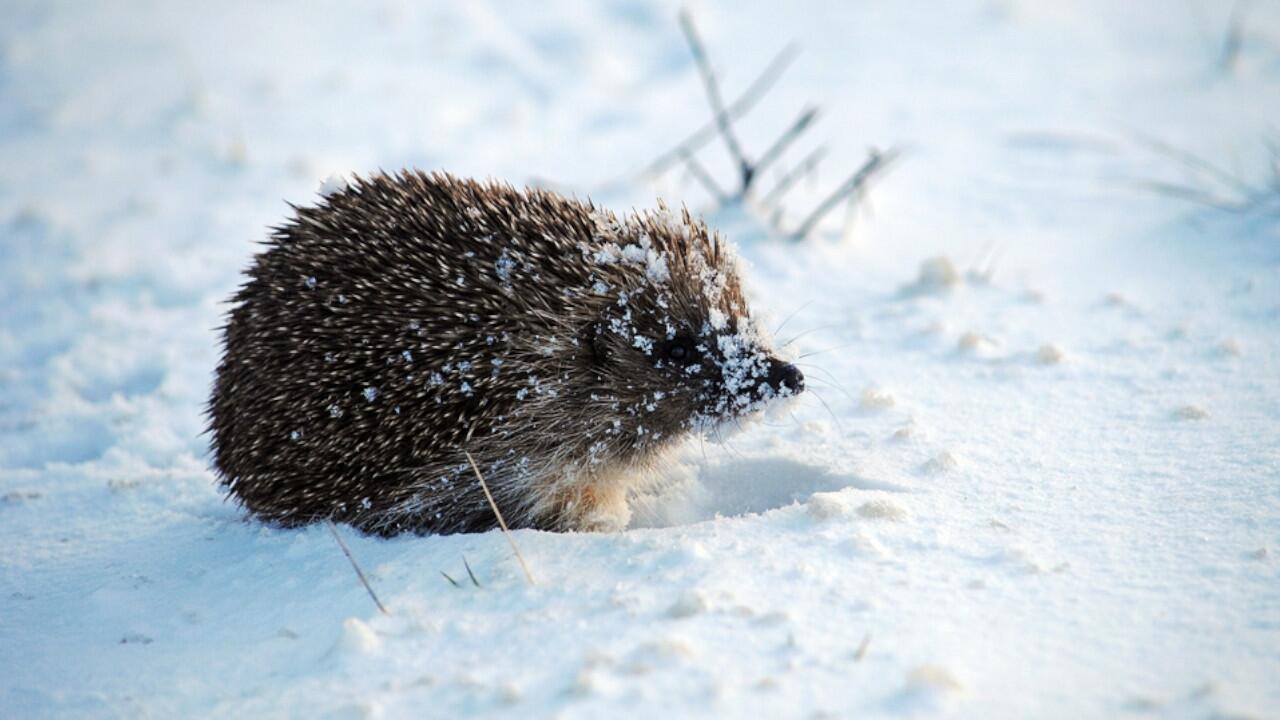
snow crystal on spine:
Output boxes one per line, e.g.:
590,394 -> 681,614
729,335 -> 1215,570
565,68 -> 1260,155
587,214 -> 672,286
495,251 -> 517,283
318,174 -> 349,197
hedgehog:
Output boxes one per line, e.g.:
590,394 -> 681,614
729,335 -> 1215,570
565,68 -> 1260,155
208,171 -> 803,536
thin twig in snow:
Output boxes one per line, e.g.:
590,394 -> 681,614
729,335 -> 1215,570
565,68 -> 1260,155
462,555 -> 481,587
465,450 -> 536,586
680,148 -> 729,203
679,9 -> 752,188
790,148 -> 900,240
643,43 -> 800,180
853,633 -> 872,661
1134,134 -> 1252,195
326,519 -> 389,615
1130,179 -> 1246,211
753,105 -> 821,181
761,145 -> 829,210
676,12 -> 822,200
1219,0 -> 1247,75
1130,134 -> 1280,213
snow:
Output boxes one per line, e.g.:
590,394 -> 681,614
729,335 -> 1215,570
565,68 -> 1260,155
2,1 -> 1279,718
318,174 -> 350,198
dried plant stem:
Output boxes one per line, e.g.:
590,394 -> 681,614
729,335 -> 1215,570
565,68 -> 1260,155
679,8 -> 752,187
643,42 -> 799,179
676,11 -> 823,200
791,148 -> 900,240
1135,134 -> 1252,195
326,519 -> 389,615
1131,133 -> 1279,213
761,144 -> 829,209
465,451 -> 536,586
753,106 -> 820,180
680,148 -> 729,203
854,633 -> 872,661
1219,0 -> 1246,75
462,555 -> 481,587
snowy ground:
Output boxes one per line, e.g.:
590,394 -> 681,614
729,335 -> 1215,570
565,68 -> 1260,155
2,1 -> 1279,718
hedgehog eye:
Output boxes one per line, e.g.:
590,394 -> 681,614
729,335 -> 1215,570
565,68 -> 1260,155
666,335 -> 696,362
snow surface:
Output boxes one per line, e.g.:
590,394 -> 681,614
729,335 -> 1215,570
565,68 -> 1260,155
2,1 -> 1279,717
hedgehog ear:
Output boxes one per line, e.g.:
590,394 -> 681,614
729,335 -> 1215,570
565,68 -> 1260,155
582,321 -> 611,367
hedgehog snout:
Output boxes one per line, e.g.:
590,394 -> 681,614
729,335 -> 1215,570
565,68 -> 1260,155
766,358 -> 804,395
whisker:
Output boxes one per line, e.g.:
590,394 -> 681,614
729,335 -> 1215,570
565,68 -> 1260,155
793,363 -> 858,404
772,300 -> 814,336
807,387 -> 844,435
797,376 -> 858,407
794,361 -> 845,386
713,422 -> 744,459
730,417 -> 753,454
799,342 -> 859,360
780,323 -> 844,349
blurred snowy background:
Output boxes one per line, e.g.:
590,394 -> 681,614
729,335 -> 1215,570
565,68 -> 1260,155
2,1 -> 1278,717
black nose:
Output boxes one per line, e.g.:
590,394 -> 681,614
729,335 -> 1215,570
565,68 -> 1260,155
766,360 -> 804,394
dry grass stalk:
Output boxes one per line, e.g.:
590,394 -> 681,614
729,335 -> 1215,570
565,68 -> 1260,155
853,633 -> 872,661
326,519 -> 389,615
465,450 -> 537,586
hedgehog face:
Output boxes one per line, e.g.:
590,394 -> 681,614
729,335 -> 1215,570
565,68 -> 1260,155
578,209 -> 803,451
654,325 -> 804,426
586,296 -> 802,438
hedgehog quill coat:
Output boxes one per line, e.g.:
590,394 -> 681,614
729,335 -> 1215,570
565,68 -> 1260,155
209,172 -> 803,535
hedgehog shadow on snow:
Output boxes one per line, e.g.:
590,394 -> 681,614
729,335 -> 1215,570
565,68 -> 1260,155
629,457 -> 904,528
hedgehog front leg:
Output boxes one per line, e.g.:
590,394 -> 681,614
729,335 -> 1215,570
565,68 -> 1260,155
577,483 -> 632,532
551,476 -> 631,533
